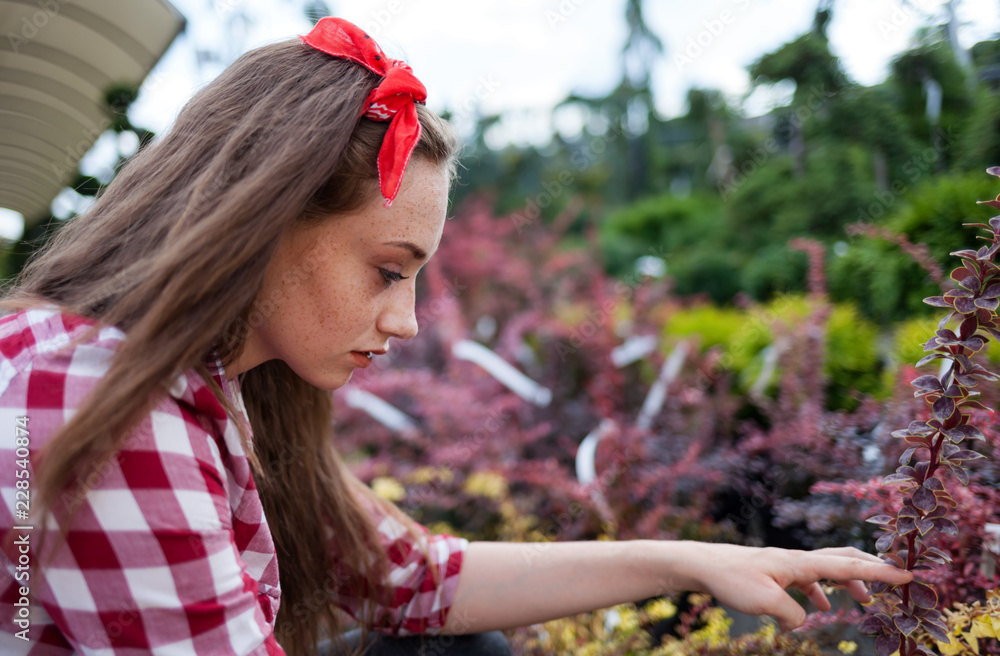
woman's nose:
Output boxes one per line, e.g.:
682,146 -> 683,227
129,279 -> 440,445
378,288 -> 419,341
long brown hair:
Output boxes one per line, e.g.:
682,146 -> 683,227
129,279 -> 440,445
0,36 -> 460,656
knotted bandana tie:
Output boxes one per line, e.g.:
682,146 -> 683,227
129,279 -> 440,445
299,17 -> 428,207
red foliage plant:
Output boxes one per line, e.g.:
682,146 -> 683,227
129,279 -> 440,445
859,168 -> 1000,656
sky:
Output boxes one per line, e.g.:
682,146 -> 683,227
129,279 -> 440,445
123,0 -> 1000,142
2,0 -> 998,239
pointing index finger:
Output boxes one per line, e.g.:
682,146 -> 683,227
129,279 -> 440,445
805,554 -> 913,587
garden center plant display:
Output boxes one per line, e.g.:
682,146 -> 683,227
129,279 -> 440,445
331,182 -> 999,654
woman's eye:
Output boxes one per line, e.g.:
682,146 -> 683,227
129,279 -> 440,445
378,267 -> 409,289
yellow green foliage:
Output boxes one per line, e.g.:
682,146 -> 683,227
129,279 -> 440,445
826,304 -> 879,376
890,317 -> 941,367
508,593 -> 825,655
825,303 -> 883,406
652,598 -> 825,656
887,315 -> 1000,367
662,305 -> 772,374
931,589 -> 1000,656
662,296 -> 882,405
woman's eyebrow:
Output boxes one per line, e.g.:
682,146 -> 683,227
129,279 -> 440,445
384,240 -> 428,261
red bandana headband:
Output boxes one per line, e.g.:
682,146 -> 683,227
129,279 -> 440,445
299,17 -> 427,207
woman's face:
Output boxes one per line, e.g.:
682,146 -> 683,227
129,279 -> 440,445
231,157 -> 450,389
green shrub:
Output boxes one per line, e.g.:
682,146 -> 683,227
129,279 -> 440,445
739,244 -> 808,300
599,193 -> 730,294
825,303 -> 883,408
663,305 -> 770,375
669,248 -> 746,304
886,172 -> 999,264
830,172 -> 1000,322
828,238 -> 939,323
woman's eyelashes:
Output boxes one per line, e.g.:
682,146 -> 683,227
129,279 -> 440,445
378,267 -> 410,289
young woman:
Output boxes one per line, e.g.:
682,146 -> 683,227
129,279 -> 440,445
0,16 -> 911,656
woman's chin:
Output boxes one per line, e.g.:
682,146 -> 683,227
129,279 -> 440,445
322,372 -> 352,391
292,364 -> 353,392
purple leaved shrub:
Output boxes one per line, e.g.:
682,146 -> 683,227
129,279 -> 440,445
858,168 -> 1000,656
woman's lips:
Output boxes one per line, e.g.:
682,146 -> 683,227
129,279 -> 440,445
350,351 -> 372,368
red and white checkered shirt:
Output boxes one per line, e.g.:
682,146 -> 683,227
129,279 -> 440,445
0,307 -> 467,654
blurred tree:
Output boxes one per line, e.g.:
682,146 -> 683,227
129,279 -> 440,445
304,0 -> 332,25
455,0 -> 668,222
890,33 -> 973,168
432,2 -> 1000,323
956,37 -> 1000,171
821,85 -> 922,190
747,5 -> 848,176
656,88 -> 740,195
749,5 -> 845,101
554,0 -> 665,204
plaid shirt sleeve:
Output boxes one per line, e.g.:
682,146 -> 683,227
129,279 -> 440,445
0,309 -> 285,655
328,491 -> 468,637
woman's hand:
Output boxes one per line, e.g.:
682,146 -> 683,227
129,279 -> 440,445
682,543 -> 914,633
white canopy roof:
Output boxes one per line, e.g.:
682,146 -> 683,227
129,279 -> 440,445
0,0 -> 184,228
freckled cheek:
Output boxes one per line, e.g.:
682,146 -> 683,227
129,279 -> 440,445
294,275 -> 364,342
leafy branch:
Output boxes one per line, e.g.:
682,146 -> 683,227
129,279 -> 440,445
859,167 -> 1000,656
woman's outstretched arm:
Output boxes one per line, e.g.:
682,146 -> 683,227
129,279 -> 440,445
440,540 -> 913,635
